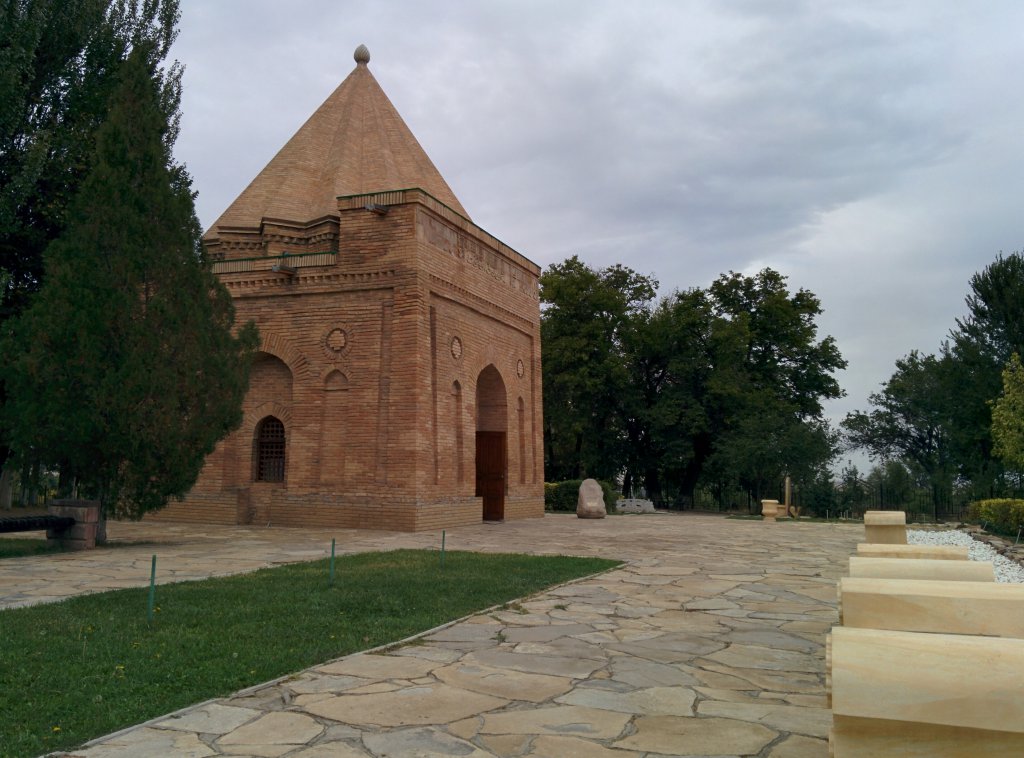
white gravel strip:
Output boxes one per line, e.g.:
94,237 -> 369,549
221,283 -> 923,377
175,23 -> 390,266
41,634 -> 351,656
907,529 -> 1024,584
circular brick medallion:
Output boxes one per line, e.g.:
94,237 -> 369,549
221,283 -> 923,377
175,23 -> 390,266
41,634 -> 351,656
450,336 -> 463,360
321,326 -> 352,360
516,358 -> 525,378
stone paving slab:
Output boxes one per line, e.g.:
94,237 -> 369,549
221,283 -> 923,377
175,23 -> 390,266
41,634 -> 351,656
0,512 -> 862,756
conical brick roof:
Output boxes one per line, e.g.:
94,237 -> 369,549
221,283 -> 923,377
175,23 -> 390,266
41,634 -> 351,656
205,45 -> 468,238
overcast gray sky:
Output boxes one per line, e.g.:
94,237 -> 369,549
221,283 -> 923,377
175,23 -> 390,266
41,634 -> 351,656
171,1 -> 1024,470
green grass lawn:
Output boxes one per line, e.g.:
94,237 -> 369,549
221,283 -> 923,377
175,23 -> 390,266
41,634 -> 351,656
0,549 -> 619,758
0,537 -> 65,559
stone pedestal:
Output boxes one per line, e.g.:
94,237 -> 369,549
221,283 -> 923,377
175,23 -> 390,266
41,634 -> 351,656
862,510 -> 907,544
855,543 -> 968,560
47,499 -> 100,550
838,577 -> 1024,637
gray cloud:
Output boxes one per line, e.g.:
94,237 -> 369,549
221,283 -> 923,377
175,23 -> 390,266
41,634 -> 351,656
172,0 -> 1024,460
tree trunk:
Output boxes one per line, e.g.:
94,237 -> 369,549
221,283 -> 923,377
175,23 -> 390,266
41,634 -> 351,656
543,422 -> 556,480
643,467 -> 662,506
0,466 -> 12,510
96,502 -> 108,544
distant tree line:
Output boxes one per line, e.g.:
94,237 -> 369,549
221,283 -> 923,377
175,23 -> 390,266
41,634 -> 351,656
540,256 -> 846,508
843,252 -> 1024,517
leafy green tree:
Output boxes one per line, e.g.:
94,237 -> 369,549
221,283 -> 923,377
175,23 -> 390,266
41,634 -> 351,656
1,46 -> 257,532
540,255 -> 656,481
709,269 -> 845,419
541,260 -> 845,506
836,464 -> 866,512
991,353 -> 1024,471
618,287 -> 719,500
709,411 -> 837,504
843,351 -> 955,513
797,468 -> 837,518
695,269 -> 845,504
1,0 -> 182,478
864,460 -> 916,508
944,253 -> 1024,489
953,253 -> 1024,363
1,0 -> 181,315
618,270 -> 845,506
846,253 -> 1024,506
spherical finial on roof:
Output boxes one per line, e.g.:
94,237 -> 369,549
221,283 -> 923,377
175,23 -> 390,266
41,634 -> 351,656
354,44 -> 370,65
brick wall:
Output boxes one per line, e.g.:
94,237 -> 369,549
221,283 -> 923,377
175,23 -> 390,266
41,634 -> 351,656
154,192 -> 544,532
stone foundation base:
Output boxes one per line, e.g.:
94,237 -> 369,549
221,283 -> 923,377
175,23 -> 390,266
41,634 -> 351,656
147,490 -> 544,532
47,499 -> 100,550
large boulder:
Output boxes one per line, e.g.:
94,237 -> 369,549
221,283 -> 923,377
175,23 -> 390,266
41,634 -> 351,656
577,478 -> 607,519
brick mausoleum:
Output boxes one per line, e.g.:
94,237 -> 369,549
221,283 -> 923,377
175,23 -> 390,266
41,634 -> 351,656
151,45 -> 544,531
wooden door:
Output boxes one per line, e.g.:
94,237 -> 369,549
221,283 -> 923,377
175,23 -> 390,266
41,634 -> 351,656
476,431 -> 506,521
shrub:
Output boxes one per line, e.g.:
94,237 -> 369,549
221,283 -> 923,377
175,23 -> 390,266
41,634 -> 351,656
967,498 -> 1024,536
544,479 -> 619,512
545,480 -> 581,512
599,481 -> 620,511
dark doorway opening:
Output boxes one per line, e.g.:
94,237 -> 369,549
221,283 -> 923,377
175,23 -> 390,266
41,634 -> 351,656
475,364 -> 508,521
476,431 -> 506,520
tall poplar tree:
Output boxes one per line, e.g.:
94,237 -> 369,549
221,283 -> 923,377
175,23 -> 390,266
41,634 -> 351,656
1,0 -> 182,487
1,45 -> 257,530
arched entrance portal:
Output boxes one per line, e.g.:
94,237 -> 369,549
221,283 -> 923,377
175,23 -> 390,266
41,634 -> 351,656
475,364 -> 508,521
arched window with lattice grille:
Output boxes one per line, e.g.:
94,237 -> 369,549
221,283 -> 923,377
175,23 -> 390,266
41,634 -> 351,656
255,416 -> 286,482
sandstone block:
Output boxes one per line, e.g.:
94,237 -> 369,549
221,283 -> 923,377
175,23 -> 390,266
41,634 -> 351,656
829,626 -> 1024,732
831,715 -> 1024,757
855,543 -> 968,560
862,510 -> 907,544
838,577 -> 1024,637
847,556 -> 994,582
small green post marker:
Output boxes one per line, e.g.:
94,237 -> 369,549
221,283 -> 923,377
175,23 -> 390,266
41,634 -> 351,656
329,538 -> 336,585
441,530 -> 446,568
147,554 -> 157,623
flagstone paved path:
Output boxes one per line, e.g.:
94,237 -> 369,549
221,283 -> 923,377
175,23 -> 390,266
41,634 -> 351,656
3,512 -> 862,757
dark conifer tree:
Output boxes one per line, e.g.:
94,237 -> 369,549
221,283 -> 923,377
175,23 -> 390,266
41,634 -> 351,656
1,45 -> 257,531
1,0 -> 183,488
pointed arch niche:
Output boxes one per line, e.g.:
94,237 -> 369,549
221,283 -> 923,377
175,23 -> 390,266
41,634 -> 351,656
249,352 -> 293,404
452,380 -> 464,484
475,364 -> 507,520
517,397 -> 527,484
320,369 -> 349,485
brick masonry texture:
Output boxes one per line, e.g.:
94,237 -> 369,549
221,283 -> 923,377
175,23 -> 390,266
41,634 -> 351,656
153,54 -> 543,531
